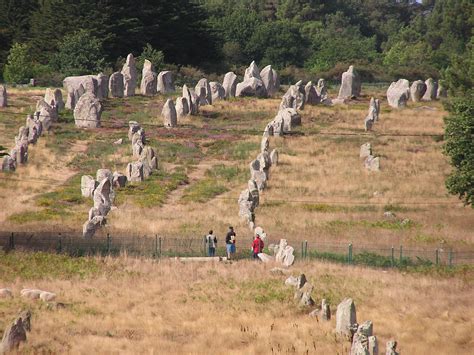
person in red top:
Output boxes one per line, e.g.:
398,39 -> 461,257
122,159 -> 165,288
252,234 -> 264,259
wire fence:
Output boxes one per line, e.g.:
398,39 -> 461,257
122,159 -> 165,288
1,232 -> 473,267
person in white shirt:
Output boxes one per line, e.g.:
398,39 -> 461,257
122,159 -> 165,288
205,230 -> 217,257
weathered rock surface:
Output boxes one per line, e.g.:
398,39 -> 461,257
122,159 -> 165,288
93,178 -> 113,216
39,291 -> 56,302
82,215 -> 105,238
74,92 -> 102,128
0,85 -> 7,107
126,161 -> 144,182
195,78 -> 212,105
1,156 -> 16,171
139,146 -> 158,178
0,312 -> 30,353
236,77 -> 267,97
162,99 -> 177,128
260,65 -> 279,96
63,75 -> 98,109
305,81 -> 320,105
322,299 -> 331,321
183,84 -> 198,115
387,79 -> 410,108
175,96 -> 189,118
364,97 -> 380,131
422,78 -> 437,101
113,172 -> 127,188
269,149 -> 279,166
336,298 -> 357,338
44,88 -> 64,111
96,169 -> 113,184
109,72 -> 124,98
316,79 -> 329,103
364,155 -> 380,172
222,72 -> 238,98
81,175 -> 98,198
385,341 -> 398,355
210,81 -> 225,102
96,73 -> 109,100
121,53 -> 137,97
410,80 -> 427,102
294,282 -> 315,307
157,71 -> 174,94
140,59 -> 157,96
280,84 -> 305,110
338,65 -> 361,99
360,143 -> 372,159
275,239 -> 295,267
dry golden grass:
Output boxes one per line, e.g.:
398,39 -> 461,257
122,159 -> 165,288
0,255 -> 472,354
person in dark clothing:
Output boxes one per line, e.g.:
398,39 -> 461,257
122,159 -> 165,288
252,234 -> 264,259
205,230 -> 217,257
225,226 -> 236,259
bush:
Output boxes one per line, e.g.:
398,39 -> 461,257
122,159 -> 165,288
3,43 -> 34,84
136,43 -> 165,74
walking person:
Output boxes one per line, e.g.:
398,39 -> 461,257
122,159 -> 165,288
225,226 -> 236,260
252,233 -> 264,260
205,230 -> 217,257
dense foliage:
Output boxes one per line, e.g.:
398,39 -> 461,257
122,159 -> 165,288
0,0 -> 472,83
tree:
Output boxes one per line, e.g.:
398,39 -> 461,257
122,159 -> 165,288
137,43 -> 165,73
51,30 -> 105,76
3,43 -> 33,84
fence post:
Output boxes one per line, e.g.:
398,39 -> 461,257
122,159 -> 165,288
203,237 -> 207,257
159,237 -> 162,257
435,249 -> 439,266
57,233 -> 62,253
399,246 -> 403,264
301,241 -> 304,259
348,243 -> 353,264
448,250 -> 453,267
107,233 -> 111,255
154,235 -> 158,258
391,247 -> 395,267
304,240 -> 308,259
9,232 -> 14,250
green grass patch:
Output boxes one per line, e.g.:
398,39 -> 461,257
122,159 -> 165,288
68,137 -> 118,171
0,251 -> 100,281
8,208 -> 68,223
205,164 -> 246,182
238,279 -> 292,304
152,140 -> 203,164
45,123 -> 88,154
204,140 -> 259,160
326,219 -> 417,230
181,179 -> 228,203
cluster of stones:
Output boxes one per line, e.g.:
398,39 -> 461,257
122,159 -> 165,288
360,142 -> 380,172
20,288 -> 56,302
235,61 -> 279,98
364,97 -> 381,131
257,239 -> 296,267
0,310 -> 31,353
387,77 -> 446,108
280,77 -> 332,111
1,87 -> 64,171
81,168 -> 123,238
126,121 -> 158,182
335,298 -> 399,355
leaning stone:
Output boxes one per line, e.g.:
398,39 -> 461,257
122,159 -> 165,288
222,72 -> 238,98
162,99 -> 177,128
322,299 -> 331,321
422,78 -> 437,101
244,61 -> 261,80
39,291 -> 56,302
336,298 -> 357,338
387,79 -> 410,108
280,84 -> 304,110
126,162 -> 144,182
96,73 -> 109,100
74,92 -> 102,128
0,288 -> 13,298
260,65 -> 279,97
157,71 -> 174,94
257,253 -> 273,263
385,341 -> 398,355
0,85 -> 7,107
121,53 -> 137,97
360,143 -> 372,159
82,215 -> 105,238
410,80 -> 427,102
195,78 -> 212,105
81,175 -> 98,198
338,65 -> 361,99
109,72 -> 124,98
294,282 -> 315,307
140,59 -> 157,96
210,81 -> 225,102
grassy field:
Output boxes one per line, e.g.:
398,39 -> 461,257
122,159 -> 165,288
0,252 -> 472,354
0,85 -> 473,254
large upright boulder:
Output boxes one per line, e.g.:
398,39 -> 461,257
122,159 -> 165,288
437,81 -> 447,99
81,175 -> 98,198
244,61 -> 261,80
305,81 -> 320,105
336,298 -> 357,338
386,79 -> 410,108
195,78 -> 212,105
109,72 -> 124,98
93,178 -> 113,216
316,78 -> 330,104
121,53 -> 137,97
157,71 -> 174,94
44,88 -> 64,111
422,78 -> 437,101
126,161 -> 144,182
26,114 -> 42,143
410,80 -> 427,102
364,97 -> 380,131
175,96 -> 190,118
36,98 -> 58,123
222,72 -> 238,98
162,99 -> 177,128
0,85 -> 7,107
236,61 -> 267,97
74,92 -> 102,128
63,75 -> 98,109
139,146 -> 158,178
140,59 -> 157,96
183,84 -> 198,115
210,81 -> 225,102
338,65 -> 361,99
280,84 -> 305,111
0,313 -> 30,353
96,73 -> 109,100
260,65 -> 280,97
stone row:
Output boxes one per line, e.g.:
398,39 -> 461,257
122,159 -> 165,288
387,77 -> 446,108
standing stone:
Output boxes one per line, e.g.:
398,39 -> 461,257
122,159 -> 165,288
437,81 -> 447,99
336,298 -> 357,338
113,172 -> 127,188
195,78 -> 212,105
121,53 -> 137,97
93,178 -> 113,215
36,98 -> 58,122
364,97 -> 380,131
44,88 -> 64,111
74,93 -> 102,128
0,85 -> 7,107
360,143 -> 372,159
63,75 -> 98,109
322,299 -> 331,321
1,155 -> 16,171
210,81 -> 225,102
126,162 -> 144,182
305,81 -> 320,105
410,80 -> 427,102
81,175 -> 98,198
368,336 -> 378,355
294,282 -> 315,307
338,65 -> 361,99
244,61 -> 261,80
96,169 -> 113,184
385,341 -> 398,355
364,155 -> 380,172
175,96 -> 189,118
96,73 -> 109,100
139,146 -> 158,178
386,79 -> 410,108
109,72 -> 124,98
222,72 -> 238,98
128,121 -> 143,141
260,65 -> 280,97
82,215 -> 105,238
26,115 -> 42,144
236,77 -> 267,97
269,149 -> 279,166
280,84 -> 305,111
157,71 -> 175,94
140,59 -> 157,96
183,84 -> 198,115
422,78 -> 438,101
162,99 -> 177,128
0,315 -> 28,353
